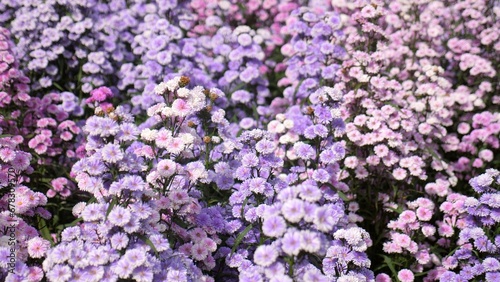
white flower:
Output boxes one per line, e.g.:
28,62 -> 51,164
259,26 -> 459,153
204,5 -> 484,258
141,128 -> 158,141
154,82 -> 168,95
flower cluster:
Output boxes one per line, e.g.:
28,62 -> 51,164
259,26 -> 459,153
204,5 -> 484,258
436,169 -> 500,281
5,0 -> 136,95
0,27 -> 51,281
0,0 -> 499,281
53,77 -> 232,280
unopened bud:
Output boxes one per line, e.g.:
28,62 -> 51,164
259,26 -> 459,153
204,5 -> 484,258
179,76 -> 190,87
94,107 -> 104,116
109,112 -> 118,121
205,105 -> 212,112
305,106 -> 314,115
203,136 -> 212,143
105,106 -> 115,114
187,121 -> 196,128
209,93 -> 218,101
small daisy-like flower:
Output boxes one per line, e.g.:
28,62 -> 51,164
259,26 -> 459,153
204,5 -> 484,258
398,269 -> 414,282
344,156 -> 359,169
301,230 -> 321,253
253,244 -> 279,267
124,249 -> 147,268
293,142 -> 316,160
157,159 -> 177,177
262,215 -> 287,238
282,199 -> 305,223
392,168 -> 407,180
171,99 -> 191,117
11,151 -> 31,171
47,265 -> 72,282
374,144 -> 389,158
281,230 -> 302,256
191,243 -> 209,261
108,206 -> 131,227
241,153 -> 259,167
101,144 -> 124,163
110,232 -> 129,250
27,237 -> 51,258
166,137 -> 185,155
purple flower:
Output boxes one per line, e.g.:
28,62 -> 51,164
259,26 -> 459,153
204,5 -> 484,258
108,206 -> 131,227
262,215 -> 287,238
281,230 -> 302,256
101,144 -> 124,163
281,199 -> 305,223
293,142 -> 316,160
253,245 -> 279,267
241,153 -> 259,167
47,265 -> 72,282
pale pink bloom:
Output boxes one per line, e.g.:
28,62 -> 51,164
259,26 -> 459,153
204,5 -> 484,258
344,156 -> 359,169
172,99 -> 191,117
416,207 -> 432,221
27,237 -> 50,258
478,149 -> 493,162
438,222 -> 454,237
383,241 -> 402,253
366,155 -> 380,166
457,122 -> 470,134
398,269 -> 414,282
166,137 -> 184,155
421,224 -> 436,237
157,159 -> 177,177
393,233 -> 411,248
392,168 -> 407,181
374,144 -> 389,158
399,211 -> 416,223
375,273 -> 392,282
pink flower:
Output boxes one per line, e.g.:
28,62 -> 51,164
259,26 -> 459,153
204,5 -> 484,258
416,207 -> 432,221
478,149 -> 494,162
375,273 -> 392,282
472,158 -> 484,168
392,168 -> 407,180
344,156 -> 359,169
457,122 -> 470,134
89,86 -> 113,102
393,233 -> 412,248
27,237 -> 50,258
374,144 -> 389,158
157,159 -> 177,177
399,211 -> 416,224
172,99 -> 191,117
397,269 -> 414,282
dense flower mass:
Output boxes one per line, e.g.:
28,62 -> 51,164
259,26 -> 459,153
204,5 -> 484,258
0,0 -> 499,281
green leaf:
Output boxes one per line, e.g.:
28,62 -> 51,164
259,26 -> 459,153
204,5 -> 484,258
337,190 -> 349,202
139,235 -> 159,257
172,216 -> 189,229
38,217 -> 55,246
53,82 -> 65,91
241,197 -> 250,219
381,254 -> 397,276
231,224 -> 253,255
105,197 -> 118,220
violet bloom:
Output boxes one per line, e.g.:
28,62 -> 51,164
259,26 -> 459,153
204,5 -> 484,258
262,215 -> 287,238
281,199 -> 305,223
293,142 -> 316,160
281,230 -> 302,256
101,144 -> 124,163
253,245 -> 279,267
